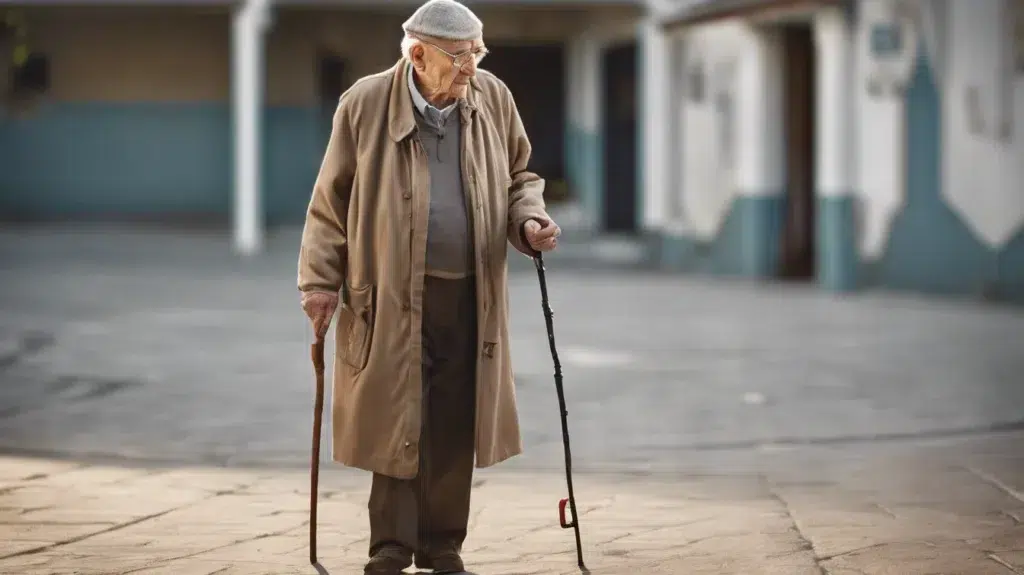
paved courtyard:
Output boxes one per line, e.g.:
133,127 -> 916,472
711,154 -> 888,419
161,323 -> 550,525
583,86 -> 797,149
0,224 -> 1022,573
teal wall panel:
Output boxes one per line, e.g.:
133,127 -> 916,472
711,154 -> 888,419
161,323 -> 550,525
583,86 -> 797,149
817,196 -> 858,291
997,229 -> 1024,303
0,102 -> 322,225
564,124 -> 603,228
0,102 -> 232,219
264,106 -> 322,225
875,48 -> 1000,297
658,195 -> 783,278
712,195 -> 783,277
650,45 -> 1023,303
564,125 -> 580,198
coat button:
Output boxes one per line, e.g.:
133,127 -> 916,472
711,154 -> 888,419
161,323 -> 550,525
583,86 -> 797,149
403,191 -> 411,200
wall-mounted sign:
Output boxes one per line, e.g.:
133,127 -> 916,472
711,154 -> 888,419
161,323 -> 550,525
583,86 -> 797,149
871,23 -> 903,58
862,0 -> 919,98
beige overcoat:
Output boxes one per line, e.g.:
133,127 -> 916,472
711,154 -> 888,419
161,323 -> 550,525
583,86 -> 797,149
297,58 -> 550,480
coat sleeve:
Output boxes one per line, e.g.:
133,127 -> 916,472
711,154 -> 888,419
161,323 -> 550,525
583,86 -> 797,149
297,95 -> 357,295
503,85 -> 551,258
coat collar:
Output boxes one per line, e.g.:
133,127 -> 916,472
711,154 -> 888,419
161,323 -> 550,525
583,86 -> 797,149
388,58 -> 480,143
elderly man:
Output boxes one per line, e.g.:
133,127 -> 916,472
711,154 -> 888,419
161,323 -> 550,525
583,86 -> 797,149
296,0 -> 560,573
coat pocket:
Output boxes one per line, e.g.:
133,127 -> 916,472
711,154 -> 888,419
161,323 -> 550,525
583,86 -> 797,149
338,283 -> 375,370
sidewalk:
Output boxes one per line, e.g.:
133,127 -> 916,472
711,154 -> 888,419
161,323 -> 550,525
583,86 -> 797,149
1,224 -> 1022,574
2,431 -> 1022,575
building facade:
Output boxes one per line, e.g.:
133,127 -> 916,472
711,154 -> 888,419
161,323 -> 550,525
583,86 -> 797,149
1,0 -> 1021,301
645,0 -> 1024,301
0,0 -> 643,252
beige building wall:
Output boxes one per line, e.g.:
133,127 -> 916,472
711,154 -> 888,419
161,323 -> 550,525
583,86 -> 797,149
266,5 -> 634,106
14,5 -> 637,107
20,7 -> 231,103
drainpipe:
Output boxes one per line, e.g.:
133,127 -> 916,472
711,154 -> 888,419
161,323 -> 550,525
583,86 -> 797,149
232,0 -> 272,255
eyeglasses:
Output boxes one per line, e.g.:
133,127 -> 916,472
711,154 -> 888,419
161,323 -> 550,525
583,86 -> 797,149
416,36 -> 488,68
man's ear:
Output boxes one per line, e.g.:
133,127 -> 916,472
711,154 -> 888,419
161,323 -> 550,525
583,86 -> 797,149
410,44 -> 427,71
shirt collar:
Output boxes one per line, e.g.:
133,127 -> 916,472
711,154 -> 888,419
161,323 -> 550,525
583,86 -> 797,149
407,63 -> 456,125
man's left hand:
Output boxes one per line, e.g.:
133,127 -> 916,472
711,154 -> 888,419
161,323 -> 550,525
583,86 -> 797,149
524,218 -> 560,253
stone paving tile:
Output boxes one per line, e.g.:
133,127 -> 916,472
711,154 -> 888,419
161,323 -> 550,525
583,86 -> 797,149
820,541 -> 1021,575
766,446 -> 1024,575
0,456 -> 1019,574
0,456 -> 822,574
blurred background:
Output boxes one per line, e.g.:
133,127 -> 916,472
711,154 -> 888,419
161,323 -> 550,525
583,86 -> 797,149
0,4 -> 1023,573
0,0 -> 1022,475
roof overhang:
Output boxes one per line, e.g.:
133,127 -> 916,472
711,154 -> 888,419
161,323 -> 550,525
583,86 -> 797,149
0,0 -> 642,6
660,0 -> 842,32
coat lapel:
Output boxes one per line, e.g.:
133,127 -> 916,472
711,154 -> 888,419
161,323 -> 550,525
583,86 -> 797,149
387,60 -> 417,143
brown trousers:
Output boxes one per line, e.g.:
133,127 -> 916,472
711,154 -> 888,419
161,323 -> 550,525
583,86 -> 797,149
368,275 -> 478,558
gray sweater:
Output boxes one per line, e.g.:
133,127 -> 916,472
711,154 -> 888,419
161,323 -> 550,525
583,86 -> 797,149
408,68 -> 474,279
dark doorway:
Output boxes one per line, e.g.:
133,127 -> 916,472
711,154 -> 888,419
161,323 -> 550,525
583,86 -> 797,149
480,44 -> 565,181
778,24 -> 816,280
317,50 -> 350,144
601,41 -> 637,234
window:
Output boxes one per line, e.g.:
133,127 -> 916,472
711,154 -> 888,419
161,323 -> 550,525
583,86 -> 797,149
12,52 -> 48,93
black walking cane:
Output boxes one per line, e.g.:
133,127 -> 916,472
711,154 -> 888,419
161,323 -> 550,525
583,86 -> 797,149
309,336 -> 326,565
534,253 -> 586,569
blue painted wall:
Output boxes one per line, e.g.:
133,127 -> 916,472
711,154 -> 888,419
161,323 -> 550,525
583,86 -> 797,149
657,195 -> 784,278
0,102 -> 321,225
817,196 -> 858,291
869,47 -> 1022,302
656,44 -> 1023,303
564,124 -> 603,229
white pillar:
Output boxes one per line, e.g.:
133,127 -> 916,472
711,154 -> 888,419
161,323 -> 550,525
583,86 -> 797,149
232,0 -> 272,255
574,32 -> 602,230
815,6 -> 858,290
640,16 -> 673,230
667,33 -> 686,227
732,26 -> 784,277
578,34 -> 601,136
735,27 -> 784,197
815,8 -> 855,198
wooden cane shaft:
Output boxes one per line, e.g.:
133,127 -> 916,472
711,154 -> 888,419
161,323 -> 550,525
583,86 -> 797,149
309,339 -> 326,565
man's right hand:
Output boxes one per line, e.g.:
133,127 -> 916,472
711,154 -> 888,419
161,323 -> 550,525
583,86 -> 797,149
301,291 -> 339,340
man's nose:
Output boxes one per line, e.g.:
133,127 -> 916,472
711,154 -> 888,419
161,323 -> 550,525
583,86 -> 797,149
461,57 -> 477,75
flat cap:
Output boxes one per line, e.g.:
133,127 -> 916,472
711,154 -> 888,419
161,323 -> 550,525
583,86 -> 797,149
402,0 -> 483,42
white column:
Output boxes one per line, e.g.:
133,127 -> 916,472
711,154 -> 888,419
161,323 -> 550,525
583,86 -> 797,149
735,27 -> 784,196
667,33 -> 686,227
577,32 -> 602,229
815,7 -> 855,198
640,16 -> 673,230
815,7 -> 858,291
232,0 -> 272,255
566,37 -> 584,135
732,26 -> 784,277
578,34 -> 601,141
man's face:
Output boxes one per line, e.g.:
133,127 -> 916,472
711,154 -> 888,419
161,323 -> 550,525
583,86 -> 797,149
411,35 -> 486,102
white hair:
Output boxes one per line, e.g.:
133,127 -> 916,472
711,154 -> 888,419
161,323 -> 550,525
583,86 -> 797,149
400,34 -> 422,62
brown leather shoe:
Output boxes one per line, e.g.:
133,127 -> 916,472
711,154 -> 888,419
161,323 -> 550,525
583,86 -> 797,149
364,545 -> 413,574
414,550 -> 465,574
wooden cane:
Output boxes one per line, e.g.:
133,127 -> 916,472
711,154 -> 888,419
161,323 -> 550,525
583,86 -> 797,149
309,337 -> 326,565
